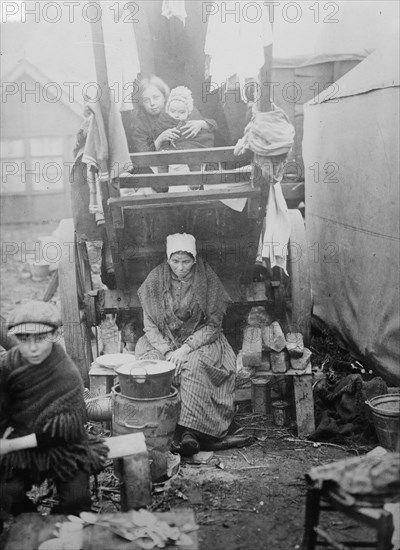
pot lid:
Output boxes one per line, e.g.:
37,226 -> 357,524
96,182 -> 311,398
95,353 -> 135,369
116,360 -> 176,376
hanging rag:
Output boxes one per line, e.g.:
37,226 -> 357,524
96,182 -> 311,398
100,3 -> 141,112
161,0 -> 187,25
258,164 -> 291,274
234,105 -> 295,157
233,105 -> 295,272
204,1 -> 272,87
74,100 -> 131,225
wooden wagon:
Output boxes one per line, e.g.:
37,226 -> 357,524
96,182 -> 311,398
56,1 -> 311,385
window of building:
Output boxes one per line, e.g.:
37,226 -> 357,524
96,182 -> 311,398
0,137 -> 65,193
30,137 -> 64,192
0,139 -> 25,193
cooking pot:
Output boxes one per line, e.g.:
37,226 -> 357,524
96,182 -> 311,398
115,360 -> 176,398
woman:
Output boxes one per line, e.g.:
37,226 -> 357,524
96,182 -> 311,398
135,233 -> 236,457
121,75 -> 217,153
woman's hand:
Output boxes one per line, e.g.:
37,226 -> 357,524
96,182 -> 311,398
166,344 -> 191,375
154,128 -> 181,150
181,120 -> 207,138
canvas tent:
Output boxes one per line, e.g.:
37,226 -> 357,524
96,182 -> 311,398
303,35 -> 400,385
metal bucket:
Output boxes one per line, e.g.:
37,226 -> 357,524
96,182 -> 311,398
366,393 -> 400,451
111,385 -> 180,453
115,359 -> 176,398
272,400 -> 290,427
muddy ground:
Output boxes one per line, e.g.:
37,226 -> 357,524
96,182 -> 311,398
0,222 -> 379,550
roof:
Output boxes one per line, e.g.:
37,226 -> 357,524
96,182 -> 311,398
306,32 -> 400,105
1,58 -> 84,116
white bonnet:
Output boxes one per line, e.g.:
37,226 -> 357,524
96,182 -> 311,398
166,233 -> 197,259
166,86 -> 194,115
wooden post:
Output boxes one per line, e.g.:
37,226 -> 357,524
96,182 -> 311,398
106,433 -> 152,510
90,1 -> 127,289
293,374 -> 315,437
58,219 -> 90,387
257,2 -> 274,113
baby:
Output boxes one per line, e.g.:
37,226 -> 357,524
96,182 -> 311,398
155,86 -> 215,178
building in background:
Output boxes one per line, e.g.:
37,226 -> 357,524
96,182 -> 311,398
1,60 -> 82,223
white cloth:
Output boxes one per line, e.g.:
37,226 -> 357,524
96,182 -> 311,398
167,233 -> 197,259
161,0 -> 187,25
258,181 -> 291,275
204,1 -> 272,86
101,4 -> 141,112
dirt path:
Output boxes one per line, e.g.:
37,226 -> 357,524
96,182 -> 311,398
0,223 -> 377,549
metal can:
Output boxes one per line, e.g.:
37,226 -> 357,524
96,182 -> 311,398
272,400 -> 290,427
251,378 -> 268,414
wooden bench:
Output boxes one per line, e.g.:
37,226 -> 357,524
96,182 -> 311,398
89,363 -> 116,396
301,484 -> 394,550
235,350 -> 315,437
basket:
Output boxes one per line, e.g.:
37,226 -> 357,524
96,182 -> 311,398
366,393 -> 400,451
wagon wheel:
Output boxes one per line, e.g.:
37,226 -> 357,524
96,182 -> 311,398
58,219 -> 94,386
286,209 -> 312,345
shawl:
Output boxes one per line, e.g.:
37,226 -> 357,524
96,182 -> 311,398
121,107 -> 217,153
0,344 -> 107,481
155,110 -> 215,150
138,258 -> 232,335
121,108 -> 162,153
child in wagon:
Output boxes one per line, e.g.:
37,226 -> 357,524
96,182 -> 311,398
0,301 -> 107,519
154,86 -> 216,178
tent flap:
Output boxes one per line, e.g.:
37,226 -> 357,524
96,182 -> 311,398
304,51 -> 400,385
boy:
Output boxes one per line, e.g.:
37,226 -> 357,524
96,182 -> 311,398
0,301 -> 106,517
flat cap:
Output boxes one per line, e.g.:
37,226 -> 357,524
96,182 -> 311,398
7,301 -> 62,335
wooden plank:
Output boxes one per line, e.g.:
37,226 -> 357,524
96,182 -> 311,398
100,180 -> 127,289
109,186 -> 259,210
119,168 -> 252,189
293,374 -> 315,437
58,219 -> 90,386
290,347 -> 312,371
270,350 -> 290,373
129,146 -> 251,167
286,332 -> 305,359
242,326 -> 262,367
105,433 -> 147,459
89,365 -> 116,396
262,322 -> 286,352
4,510 -> 198,550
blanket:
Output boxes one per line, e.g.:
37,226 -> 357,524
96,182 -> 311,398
155,110 -> 215,151
0,344 -> 107,481
309,373 -> 388,442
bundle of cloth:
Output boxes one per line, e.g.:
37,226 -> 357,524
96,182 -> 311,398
309,373 -> 388,442
234,104 -> 295,157
307,451 -> 400,505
